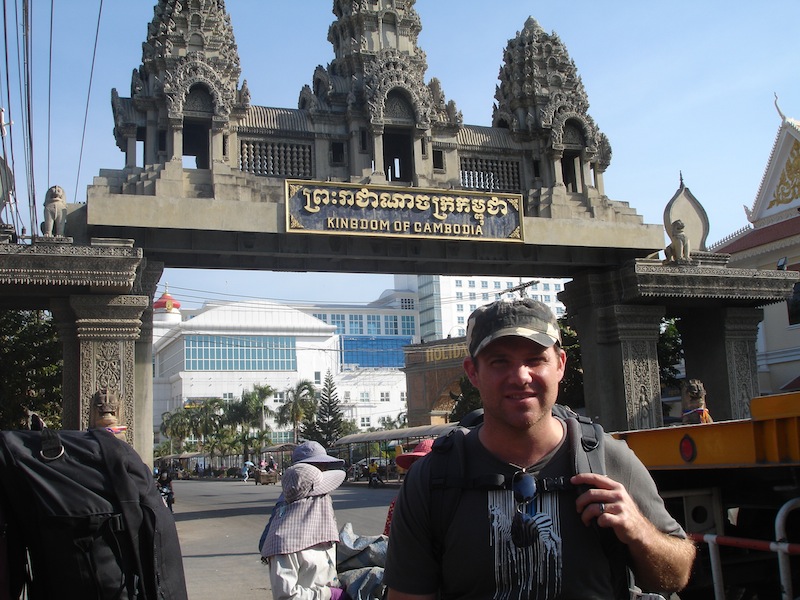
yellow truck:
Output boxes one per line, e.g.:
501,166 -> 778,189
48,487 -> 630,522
616,391 -> 800,599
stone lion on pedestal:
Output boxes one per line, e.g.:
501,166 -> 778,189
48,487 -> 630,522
681,379 -> 712,424
41,185 -> 67,237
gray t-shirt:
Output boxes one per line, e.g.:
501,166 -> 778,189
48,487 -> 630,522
383,424 -> 685,599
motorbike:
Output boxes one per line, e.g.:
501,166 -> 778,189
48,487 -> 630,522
159,484 -> 175,512
367,471 -> 384,488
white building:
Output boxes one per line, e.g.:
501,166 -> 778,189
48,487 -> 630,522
401,274 -> 568,342
152,290 -> 417,446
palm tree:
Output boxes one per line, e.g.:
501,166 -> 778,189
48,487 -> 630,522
193,398 -> 224,448
276,379 -> 316,443
225,384 -> 275,461
160,408 -> 192,453
229,384 -> 275,431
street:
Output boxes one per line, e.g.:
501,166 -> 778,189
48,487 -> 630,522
171,477 -> 400,599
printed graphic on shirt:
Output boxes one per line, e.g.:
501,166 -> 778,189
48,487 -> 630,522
488,491 -> 562,600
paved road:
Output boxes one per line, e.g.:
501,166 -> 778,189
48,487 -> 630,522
171,477 -> 400,599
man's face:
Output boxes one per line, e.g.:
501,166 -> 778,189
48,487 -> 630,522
463,336 -> 566,432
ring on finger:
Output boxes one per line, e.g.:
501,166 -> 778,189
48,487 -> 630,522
599,502 -> 605,514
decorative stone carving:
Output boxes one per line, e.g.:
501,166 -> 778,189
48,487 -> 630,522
92,387 -> 120,428
42,185 -> 67,237
663,178 -> 710,251
363,48 -> 432,129
680,379 -> 712,424
493,16 -> 607,165
663,219 -> 691,264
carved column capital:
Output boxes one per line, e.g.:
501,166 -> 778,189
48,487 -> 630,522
69,294 -> 149,444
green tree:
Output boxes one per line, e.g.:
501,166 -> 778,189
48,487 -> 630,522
226,384 -> 275,460
192,398 -> 224,448
448,375 -> 482,423
657,318 -> 684,394
302,371 -> 344,446
558,319 -> 584,410
276,379 -> 316,443
0,310 -> 62,429
160,407 -> 193,453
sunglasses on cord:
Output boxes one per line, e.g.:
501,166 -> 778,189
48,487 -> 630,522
510,470 -> 559,548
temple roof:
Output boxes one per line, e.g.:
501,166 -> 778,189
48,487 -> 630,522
714,216 -> 800,254
238,106 -> 312,134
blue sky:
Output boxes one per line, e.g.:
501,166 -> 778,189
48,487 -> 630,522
3,1 -> 799,308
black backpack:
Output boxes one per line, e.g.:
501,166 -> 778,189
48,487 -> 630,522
0,428 -> 188,600
428,405 -> 631,598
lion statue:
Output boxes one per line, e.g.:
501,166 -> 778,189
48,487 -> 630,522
41,185 -> 67,237
681,379 -> 712,424
664,219 -> 690,264
92,387 -> 120,429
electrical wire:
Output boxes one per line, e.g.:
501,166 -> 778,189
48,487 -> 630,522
46,0 -> 52,186
21,0 -> 37,234
73,0 -> 103,203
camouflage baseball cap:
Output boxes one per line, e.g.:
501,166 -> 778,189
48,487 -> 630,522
466,298 -> 561,357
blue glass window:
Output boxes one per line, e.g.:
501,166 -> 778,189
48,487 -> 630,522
184,335 -> 296,371
341,335 -> 412,368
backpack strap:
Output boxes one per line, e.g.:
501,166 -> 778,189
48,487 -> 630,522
563,414 -> 606,477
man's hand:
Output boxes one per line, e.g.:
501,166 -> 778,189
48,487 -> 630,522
571,472 -> 696,592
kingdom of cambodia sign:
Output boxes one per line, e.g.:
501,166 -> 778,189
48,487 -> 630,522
285,180 -> 523,242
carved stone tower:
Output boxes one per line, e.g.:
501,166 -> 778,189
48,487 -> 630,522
112,0 -> 249,171
494,18 -> 612,215
301,0 -> 461,183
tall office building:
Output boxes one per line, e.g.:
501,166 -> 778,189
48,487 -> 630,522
402,275 -> 568,342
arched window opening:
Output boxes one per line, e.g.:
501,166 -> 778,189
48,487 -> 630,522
183,85 -> 214,169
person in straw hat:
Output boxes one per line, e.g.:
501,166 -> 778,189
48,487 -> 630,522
262,462 -> 348,600
259,441 -> 345,554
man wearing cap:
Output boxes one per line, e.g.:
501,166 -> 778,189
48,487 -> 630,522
384,298 -> 695,599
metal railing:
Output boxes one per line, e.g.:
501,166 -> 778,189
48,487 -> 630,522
689,497 -> 800,600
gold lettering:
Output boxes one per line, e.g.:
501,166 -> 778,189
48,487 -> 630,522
414,194 -> 431,211
432,196 -> 455,221
487,196 -> 508,216
301,188 -> 331,214
471,197 -> 486,216
455,196 -> 471,214
355,187 -> 379,209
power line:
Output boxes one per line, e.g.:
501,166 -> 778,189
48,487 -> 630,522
73,0 -> 103,203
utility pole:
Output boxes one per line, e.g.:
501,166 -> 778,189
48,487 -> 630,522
506,279 -> 539,298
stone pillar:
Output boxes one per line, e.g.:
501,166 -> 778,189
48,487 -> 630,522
572,303 -> 665,432
126,136 -> 137,169
145,110 -> 158,165
580,158 -> 591,193
70,295 -> 149,447
595,168 -> 605,196
132,260 -> 164,467
677,306 -> 762,421
169,120 -> 183,162
211,120 -> 225,165
552,153 -> 564,186
373,129 -> 385,175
